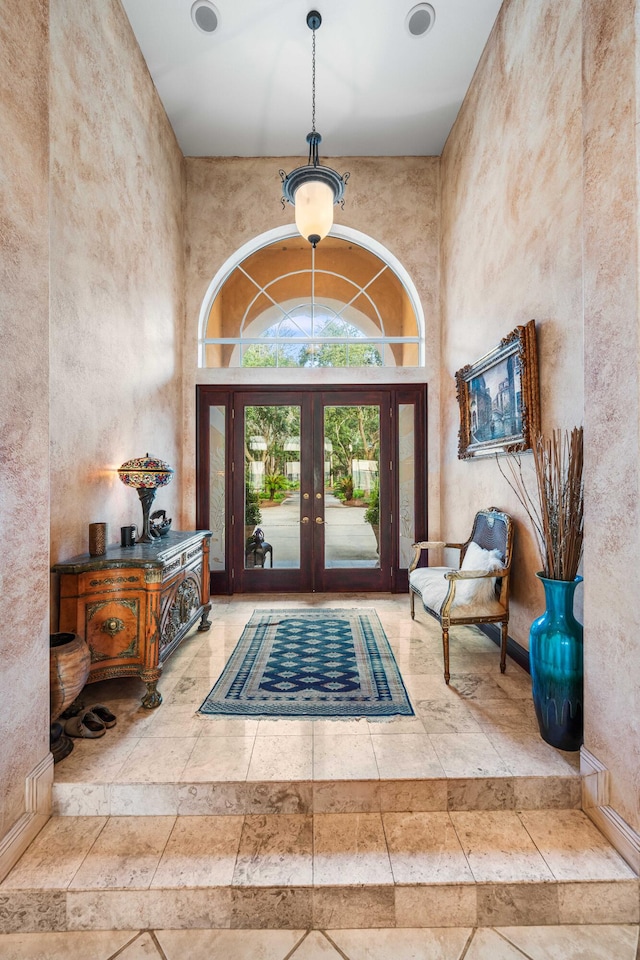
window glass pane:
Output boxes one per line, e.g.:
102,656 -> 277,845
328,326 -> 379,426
274,315 -> 309,338
323,406 -> 380,569
277,342 -> 306,367
244,405 -> 301,569
209,406 -> 226,572
398,403 -> 416,569
242,343 -> 278,367
349,343 -> 383,366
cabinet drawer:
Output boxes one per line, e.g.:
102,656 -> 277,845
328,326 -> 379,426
161,543 -> 204,584
73,570 -> 146,597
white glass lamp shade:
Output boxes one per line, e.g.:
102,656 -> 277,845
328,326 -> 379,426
294,179 -> 334,244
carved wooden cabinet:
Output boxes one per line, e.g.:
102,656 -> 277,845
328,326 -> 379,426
52,531 -> 212,708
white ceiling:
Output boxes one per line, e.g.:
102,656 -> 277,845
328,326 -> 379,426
120,0 -> 504,158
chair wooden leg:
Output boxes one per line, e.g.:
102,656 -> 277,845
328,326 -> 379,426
500,622 -> 508,674
442,627 -> 450,684
410,589 -> 415,620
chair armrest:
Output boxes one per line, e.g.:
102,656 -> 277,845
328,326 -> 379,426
441,566 -> 509,618
409,541 -> 465,573
411,541 -> 464,550
445,568 -> 503,580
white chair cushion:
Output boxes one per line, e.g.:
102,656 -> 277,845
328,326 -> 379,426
456,541 -> 504,606
409,543 -> 505,619
409,566 -> 455,616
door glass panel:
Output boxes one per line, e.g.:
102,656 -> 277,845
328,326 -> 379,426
323,405 -> 380,568
244,405 -> 301,569
209,405 -> 226,571
398,403 -> 416,569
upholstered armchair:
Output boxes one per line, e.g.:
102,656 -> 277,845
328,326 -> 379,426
409,507 -> 513,683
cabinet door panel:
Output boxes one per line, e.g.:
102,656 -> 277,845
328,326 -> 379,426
85,596 -> 142,664
160,574 -> 203,657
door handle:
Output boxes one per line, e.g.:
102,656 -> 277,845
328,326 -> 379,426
315,517 -> 325,525
300,517 -> 310,524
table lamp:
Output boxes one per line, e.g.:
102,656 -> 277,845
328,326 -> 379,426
117,454 -> 174,543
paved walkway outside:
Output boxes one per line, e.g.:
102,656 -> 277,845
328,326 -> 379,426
255,493 -> 378,569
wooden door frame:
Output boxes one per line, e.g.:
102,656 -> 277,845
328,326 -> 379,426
196,383 -> 428,595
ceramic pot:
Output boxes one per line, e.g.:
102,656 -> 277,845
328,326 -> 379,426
529,573 -> 583,751
50,632 -> 91,722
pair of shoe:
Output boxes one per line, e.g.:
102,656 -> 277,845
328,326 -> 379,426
64,704 -> 117,739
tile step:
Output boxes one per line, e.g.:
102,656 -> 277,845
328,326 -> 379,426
1,809 -> 636,932
2,879 -> 638,933
52,774 -> 582,816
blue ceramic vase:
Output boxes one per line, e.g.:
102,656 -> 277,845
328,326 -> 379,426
529,573 -> 583,751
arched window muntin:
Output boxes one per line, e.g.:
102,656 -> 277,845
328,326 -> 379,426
198,225 -> 425,368
237,264 -> 387,339
230,296 -> 390,368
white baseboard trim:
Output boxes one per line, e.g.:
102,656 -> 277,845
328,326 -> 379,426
580,746 -> 609,807
587,804 -> 640,875
581,746 -> 640,874
0,752 -> 53,883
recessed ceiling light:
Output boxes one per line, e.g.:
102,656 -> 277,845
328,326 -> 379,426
406,3 -> 435,38
191,0 -> 220,34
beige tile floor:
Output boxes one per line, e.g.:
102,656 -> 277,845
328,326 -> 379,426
3,804 -> 636,929
0,924 -> 638,959
2,594 -> 638,954
52,593 -> 581,797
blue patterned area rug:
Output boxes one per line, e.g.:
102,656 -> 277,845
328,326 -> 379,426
199,609 -> 413,719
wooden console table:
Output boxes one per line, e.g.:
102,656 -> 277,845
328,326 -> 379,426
52,530 -> 212,708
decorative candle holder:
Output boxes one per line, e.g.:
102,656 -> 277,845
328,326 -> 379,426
88,522 -> 107,556
117,454 -> 174,543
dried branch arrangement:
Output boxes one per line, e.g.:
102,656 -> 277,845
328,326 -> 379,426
497,427 -> 584,581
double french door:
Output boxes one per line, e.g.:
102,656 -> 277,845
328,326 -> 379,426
196,385 -> 426,594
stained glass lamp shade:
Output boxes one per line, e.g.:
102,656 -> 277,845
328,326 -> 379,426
117,454 -> 174,543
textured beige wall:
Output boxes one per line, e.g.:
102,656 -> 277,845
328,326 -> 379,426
1,0 -> 185,848
49,0 -> 185,567
183,156 -> 440,532
4,0 -> 637,858
0,0 -> 50,839
582,0 -> 640,831
440,0 -> 584,647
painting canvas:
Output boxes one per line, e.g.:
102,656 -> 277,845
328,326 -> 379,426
456,320 -> 540,459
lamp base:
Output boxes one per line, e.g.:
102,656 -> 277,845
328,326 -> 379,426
136,487 -> 159,543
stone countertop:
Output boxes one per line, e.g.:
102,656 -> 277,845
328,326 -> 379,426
51,530 -> 211,573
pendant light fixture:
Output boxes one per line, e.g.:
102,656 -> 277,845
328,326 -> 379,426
280,10 -> 348,248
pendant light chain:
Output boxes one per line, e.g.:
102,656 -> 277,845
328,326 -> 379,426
280,9 -> 348,247
311,25 -> 316,134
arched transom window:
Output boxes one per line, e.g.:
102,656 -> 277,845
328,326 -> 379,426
200,235 -> 423,368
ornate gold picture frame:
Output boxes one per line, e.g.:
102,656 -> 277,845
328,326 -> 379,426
456,319 -> 540,459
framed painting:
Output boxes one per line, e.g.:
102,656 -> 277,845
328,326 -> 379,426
455,319 -> 540,459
